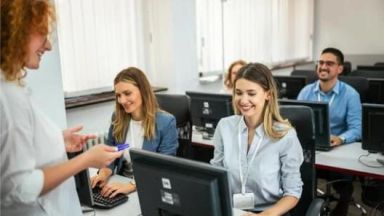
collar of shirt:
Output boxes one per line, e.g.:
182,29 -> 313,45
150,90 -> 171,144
313,79 -> 341,96
238,117 -> 265,140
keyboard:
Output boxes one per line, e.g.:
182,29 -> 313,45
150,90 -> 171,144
92,187 -> 128,209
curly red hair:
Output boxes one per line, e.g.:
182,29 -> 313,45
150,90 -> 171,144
1,0 -> 55,81
224,59 -> 246,89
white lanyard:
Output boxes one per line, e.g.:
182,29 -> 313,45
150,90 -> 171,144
130,120 -> 135,147
317,92 -> 335,106
238,117 -> 264,194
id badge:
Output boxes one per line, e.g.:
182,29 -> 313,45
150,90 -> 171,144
233,193 -> 255,210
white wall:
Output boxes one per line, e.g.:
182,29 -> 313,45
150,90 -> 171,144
26,33 -> 67,129
314,0 -> 384,66
66,101 -> 114,134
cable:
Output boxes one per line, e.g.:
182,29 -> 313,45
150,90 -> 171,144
81,205 -> 96,216
358,153 -> 384,168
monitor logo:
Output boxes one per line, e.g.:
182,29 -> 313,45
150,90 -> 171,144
161,190 -> 180,206
161,191 -> 174,205
162,177 -> 172,189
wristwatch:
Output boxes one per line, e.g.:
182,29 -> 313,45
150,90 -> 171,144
339,136 -> 346,144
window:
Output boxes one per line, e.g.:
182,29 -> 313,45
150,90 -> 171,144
196,0 -> 314,74
55,0 -> 146,97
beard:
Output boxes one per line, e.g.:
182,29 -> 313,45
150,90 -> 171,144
318,69 -> 330,81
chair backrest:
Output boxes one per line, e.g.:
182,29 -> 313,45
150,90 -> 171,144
342,61 -> 352,76
280,105 -> 316,216
155,93 -> 193,159
339,76 -> 370,103
291,69 -> 318,84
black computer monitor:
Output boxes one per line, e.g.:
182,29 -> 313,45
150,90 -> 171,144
273,75 -> 307,99
356,65 -> 384,71
279,99 -> 331,151
67,151 -> 95,207
130,148 -> 233,216
362,103 -> 384,154
186,91 -> 234,135
367,78 -> 384,104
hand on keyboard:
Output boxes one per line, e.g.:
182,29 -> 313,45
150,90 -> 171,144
92,186 -> 128,209
99,182 -> 136,198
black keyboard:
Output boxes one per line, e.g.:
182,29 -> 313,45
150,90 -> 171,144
92,187 -> 128,209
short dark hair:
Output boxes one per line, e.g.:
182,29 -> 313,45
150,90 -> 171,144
321,47 -> 344,65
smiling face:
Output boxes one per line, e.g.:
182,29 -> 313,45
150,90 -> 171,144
115,81 -> 143,120
24,32 -> 51,69
317,53 -> 343,82
234,78 -> 270,124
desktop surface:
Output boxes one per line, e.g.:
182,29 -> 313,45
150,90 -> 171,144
315,142 -> 384,179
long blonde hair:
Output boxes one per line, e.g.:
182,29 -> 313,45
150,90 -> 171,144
233,63 -> 291,139
113,67 -> 159,143
1,0 -> 55,81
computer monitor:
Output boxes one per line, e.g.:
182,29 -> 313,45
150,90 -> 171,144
186,91 -> 234,135
356,65 -> 384,71
130,148 -> 233,216
279,99 -> 331,151
67,151 -> 95,207
362,103 -> 384,154
273,75 -> 307,99
367,78 -> 384,104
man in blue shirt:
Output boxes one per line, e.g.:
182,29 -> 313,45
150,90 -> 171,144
297,47 -> 362,216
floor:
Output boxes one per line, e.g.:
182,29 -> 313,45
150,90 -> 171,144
317,179 -> 383,216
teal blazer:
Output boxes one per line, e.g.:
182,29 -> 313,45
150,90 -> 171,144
106,111 -> 178,174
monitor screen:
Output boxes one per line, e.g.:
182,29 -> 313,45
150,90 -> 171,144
185,91 -> 233,134
362,103 -> 384,153
273,75 -> 307,99
279,99 -> 331,150
130,148 -> 233,216
67,151 -> 94,207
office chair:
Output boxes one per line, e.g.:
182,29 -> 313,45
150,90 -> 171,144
155,93 -> 193,159
279,105 -> 325,216
291,69 -> 318,84
339,76 -> 369,103
341,61 -> 352,76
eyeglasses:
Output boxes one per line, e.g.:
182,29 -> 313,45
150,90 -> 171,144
317,60 -> 338,67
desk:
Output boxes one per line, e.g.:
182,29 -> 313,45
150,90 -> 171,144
192,128 -> 214,147
192,130 -> 384,179
85,170 -> 246,216
315,142 -> 384,180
